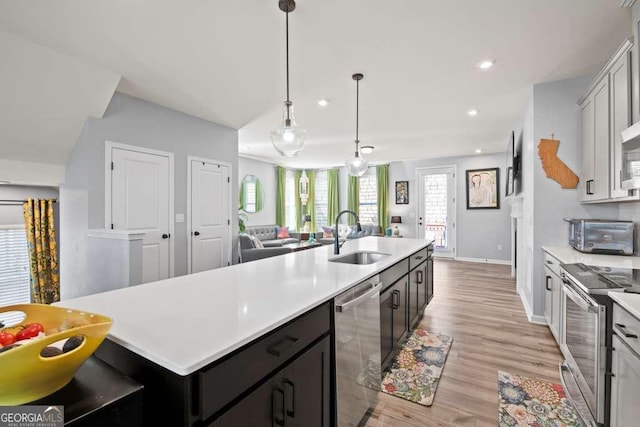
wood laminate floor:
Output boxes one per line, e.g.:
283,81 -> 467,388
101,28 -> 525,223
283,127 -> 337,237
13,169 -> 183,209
365,259 -> 563,427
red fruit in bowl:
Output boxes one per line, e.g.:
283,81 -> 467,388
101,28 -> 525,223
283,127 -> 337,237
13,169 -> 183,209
15,323 -> 45,341
0,332 -> 16,346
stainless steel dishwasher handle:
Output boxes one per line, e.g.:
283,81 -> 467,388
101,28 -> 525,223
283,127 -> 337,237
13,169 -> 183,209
335,283 -> 381,313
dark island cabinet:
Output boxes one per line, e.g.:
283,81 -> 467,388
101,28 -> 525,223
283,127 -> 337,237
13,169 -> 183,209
380,276 -> 408,370
427,245 -> 434,303
96,302 -> 332,427
211,336 -> 331,427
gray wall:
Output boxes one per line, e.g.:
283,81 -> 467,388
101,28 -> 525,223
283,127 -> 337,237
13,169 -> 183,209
388,153 -> 511,262
61,93 -> 238,298
238,156 -> 276,226
519,77 -> 619,319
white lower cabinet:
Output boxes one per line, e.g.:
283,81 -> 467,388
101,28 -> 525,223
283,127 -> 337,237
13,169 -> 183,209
610,334 -> 640,427
543,252 -> 563,345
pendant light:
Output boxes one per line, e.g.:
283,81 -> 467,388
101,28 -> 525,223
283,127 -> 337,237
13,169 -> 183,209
345,73 -> 369,177
271,0 -> 307,157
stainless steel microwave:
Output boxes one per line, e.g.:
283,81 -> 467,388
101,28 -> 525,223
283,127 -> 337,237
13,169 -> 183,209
621,121 -> 640,190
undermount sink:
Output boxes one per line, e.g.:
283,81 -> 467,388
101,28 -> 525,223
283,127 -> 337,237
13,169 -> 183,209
329,251 -> 391,265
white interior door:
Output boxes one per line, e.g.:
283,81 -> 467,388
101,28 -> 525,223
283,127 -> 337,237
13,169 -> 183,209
190,159 -> 230,273
110,145 -> 172,283
417,166 -> 456,258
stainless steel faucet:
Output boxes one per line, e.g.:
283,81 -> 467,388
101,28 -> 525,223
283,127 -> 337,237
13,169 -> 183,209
334,210 -> 361,255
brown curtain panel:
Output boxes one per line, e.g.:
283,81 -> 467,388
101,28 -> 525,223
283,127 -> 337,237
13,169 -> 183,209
23,199 -> 59,304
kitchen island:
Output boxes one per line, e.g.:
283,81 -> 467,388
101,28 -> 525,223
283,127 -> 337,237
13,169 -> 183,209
58,236 -> 432,426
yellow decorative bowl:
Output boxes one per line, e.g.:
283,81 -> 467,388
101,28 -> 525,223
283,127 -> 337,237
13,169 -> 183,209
0,303 -> 112,405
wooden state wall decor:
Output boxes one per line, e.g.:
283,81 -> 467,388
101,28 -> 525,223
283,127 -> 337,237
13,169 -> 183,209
537,138 -> 579,189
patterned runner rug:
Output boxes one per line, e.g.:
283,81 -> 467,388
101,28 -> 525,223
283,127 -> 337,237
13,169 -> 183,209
498,371 -> 582,426
381,329 -> 453,406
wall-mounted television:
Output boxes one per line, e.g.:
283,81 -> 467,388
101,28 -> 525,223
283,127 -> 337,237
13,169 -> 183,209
505,130 -> 522,197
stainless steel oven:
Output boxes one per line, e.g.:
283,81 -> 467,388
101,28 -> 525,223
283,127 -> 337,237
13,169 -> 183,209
560,273 -> 607,426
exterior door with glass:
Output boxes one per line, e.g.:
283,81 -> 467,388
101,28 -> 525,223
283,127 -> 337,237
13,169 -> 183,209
417,166 -> 456,258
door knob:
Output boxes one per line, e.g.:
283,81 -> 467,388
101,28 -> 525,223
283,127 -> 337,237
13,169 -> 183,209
162,234 -> 169,239
193,231 -> 200,236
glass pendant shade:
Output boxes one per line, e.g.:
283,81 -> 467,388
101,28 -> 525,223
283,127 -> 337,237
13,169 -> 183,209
271,101 -> 307,157
346,149 -> 369,177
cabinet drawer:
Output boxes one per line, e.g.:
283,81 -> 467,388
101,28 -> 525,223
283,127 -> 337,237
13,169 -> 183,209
199,302 -> 331,421
409,248 -> 428,271
381,258 -> 409,292
613,303 -> 640,356
543,251 -> 561,277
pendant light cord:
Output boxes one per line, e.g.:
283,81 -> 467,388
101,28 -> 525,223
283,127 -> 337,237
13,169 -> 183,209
286,8 -> 290,103
356,78 -> 359,143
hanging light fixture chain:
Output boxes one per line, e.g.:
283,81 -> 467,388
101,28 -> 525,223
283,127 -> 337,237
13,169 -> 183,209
356,77 -> 359,143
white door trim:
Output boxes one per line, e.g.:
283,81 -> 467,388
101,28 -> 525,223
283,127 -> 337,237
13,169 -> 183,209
187,156 -> 233,274
105,140 -> 175,278
415,165 -> 457,258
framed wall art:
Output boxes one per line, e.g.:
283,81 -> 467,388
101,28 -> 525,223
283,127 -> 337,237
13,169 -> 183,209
466,168 -> 500,209
395,181 -> 409,204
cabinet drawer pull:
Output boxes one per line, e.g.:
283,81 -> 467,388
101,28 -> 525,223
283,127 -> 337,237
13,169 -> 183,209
614,323 -> 638,339
267,336 -> 300,357
546,260 -> 553,265
392,290 -> 400,309
546,276 -> 552,291
414,255 -> 424,260
284,379 -> 295,417
272,386 -> 285,426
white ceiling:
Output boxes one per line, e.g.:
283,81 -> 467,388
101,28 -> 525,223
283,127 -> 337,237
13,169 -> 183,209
0,1 -> 632,168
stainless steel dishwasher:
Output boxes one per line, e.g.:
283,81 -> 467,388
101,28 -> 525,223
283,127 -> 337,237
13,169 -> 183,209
334,275 -> 382,426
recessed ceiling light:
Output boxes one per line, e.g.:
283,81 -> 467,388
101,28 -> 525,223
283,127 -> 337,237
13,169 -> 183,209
475,149 -> 482,154
478,60 -> 495,70
317,99 -> 330,107
360,145 -> 374,154
467,109 -> 478,116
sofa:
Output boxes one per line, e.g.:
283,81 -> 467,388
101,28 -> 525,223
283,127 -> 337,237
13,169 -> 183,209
314,224 -> 383,245
239,225 -> 301,263
244,225 -> 299,246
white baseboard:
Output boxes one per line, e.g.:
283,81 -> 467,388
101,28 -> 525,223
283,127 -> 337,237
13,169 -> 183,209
518,289 -> 547,325
455,256 -> 512,266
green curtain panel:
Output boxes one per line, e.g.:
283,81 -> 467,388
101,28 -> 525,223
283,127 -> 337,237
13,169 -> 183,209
327,169 -> 339,228
307,170 -> 316,232
23,199 -> 59,304
275,166 -> 287,227
347,175 -> 359,225
377,164 -> 390,230
295,169 -> 302,231
255,179 -> 264,212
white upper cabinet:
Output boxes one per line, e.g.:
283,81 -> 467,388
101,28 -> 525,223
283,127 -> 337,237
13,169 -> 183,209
610,50 -> 633,199
579,39 -> 637,203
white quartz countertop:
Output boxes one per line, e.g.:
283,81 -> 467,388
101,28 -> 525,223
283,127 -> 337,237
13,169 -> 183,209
542,246 -> 640,268
609,292 -> 640,320
57,237 -> 429,376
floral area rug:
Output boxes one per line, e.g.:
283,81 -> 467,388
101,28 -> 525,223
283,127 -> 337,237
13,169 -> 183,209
381,329 -> 453,406
498,371 -> 582,426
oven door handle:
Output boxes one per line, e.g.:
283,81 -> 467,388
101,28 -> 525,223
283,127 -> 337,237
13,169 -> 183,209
563,283 -> 598,314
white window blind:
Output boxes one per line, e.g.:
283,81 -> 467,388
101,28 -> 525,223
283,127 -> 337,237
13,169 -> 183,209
359,170 -> 378,224
285,170 -> 297,230
0,227 -> 31,312
315,170 -> 328,230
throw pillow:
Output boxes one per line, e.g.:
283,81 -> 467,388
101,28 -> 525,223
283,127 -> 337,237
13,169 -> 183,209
321,226 -> 334,239
247,235 -> 258,249
277,226 -> 290,239
253,238 -> 265,249
337,224 -> 351,238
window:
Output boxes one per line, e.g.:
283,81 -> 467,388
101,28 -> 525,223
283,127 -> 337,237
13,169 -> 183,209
315,170 -> 328,230
244,181 -> 256,213
284,170 -> 297,230
0,227 -> 31,316
359,170 -> 378,224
